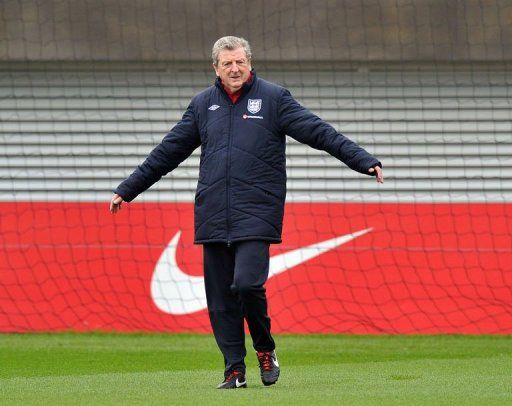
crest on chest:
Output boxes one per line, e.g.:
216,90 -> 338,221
247,99 -> 262,114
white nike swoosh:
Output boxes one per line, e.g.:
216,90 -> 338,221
235,378 -> 246,388
150,227 -> 373,315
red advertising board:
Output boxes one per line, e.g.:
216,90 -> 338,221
1,202 -> 511,333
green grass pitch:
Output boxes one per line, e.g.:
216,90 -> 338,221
1,333 -> 511,405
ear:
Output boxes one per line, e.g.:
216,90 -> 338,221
213,63 -> 220,77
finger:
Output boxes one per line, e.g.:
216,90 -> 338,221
375,167 -> 381,182
375,167 -> 384,183
368,167 -> 375,174
110,195 -> 122,213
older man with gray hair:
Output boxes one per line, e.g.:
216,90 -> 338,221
110,35 -> 383,389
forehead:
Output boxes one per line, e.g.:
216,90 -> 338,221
217,47 -> 248,63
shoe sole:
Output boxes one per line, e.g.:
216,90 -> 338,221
217,383 -> 248,389
262,375 -> 279,386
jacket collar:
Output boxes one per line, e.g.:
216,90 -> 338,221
215,69 -> 256,103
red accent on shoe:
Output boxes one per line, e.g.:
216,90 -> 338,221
224,370 -> 243,382
257,351 -> 273,371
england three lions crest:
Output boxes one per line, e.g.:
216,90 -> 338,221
247,99 -> 262,114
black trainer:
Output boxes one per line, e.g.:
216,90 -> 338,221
256,350 -> 280,386
216,370 -> 247,389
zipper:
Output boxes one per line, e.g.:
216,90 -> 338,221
226,103 -> 234,246
219,77 -> 253,247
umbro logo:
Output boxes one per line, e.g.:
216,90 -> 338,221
208,105 -> 220,111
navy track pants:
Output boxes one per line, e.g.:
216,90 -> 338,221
203,240 -> 276,375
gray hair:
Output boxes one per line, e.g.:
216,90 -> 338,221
212,36 -> 252,66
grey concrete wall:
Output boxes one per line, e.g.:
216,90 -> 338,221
1,0 -> 511,61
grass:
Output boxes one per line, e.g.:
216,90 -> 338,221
0,333 -> 511,405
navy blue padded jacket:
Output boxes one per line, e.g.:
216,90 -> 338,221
115,71 -> 381,244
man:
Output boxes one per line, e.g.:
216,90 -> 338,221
110,36 -> 383,389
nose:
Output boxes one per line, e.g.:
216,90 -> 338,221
230,63 -> 239,73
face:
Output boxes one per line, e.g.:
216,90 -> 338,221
213,47 -> 252,94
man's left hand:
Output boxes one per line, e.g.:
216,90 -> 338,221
368,166 -> 384,183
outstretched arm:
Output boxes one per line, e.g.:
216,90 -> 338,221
278,88 -> 383,178
111,102 -> 201,206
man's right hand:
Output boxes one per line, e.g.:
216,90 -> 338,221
110,194 -> 124,214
